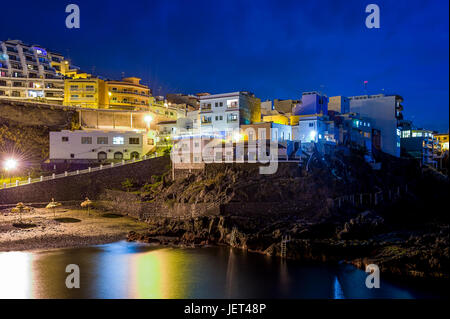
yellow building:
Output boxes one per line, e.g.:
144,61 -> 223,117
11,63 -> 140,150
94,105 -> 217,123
64,77 -> 106,108
262,114 -> 290,125
435,133 -> 449,151
105,77 -> 151,110
64,76 -> 152,110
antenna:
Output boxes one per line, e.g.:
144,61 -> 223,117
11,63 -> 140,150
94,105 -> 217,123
363,80 -> 368,94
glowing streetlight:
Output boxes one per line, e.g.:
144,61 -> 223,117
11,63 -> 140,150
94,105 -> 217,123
233,132 -> 244,142
4,159 -> 17,171
310,130 -> 317,142
144,115 -> 153,130
3,158 -> 18,185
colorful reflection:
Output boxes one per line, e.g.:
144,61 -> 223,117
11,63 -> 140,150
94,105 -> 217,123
0,242 -> 443,299
0,252 -> 33,298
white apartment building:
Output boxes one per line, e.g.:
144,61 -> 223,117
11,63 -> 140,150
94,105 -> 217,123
349,94 -> 404,157
199,91 -> 261,139
292,115 -> 328,143
0,40 -> 65,103
49,130 -> 153,162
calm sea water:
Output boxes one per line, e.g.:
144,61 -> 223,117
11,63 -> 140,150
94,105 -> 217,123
0,241 -> 444,299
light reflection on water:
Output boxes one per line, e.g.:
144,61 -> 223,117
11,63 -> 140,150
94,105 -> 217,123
0,241 -> 443,299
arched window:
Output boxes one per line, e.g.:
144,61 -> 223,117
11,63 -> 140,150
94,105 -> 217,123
98,151 -> 107,160
114,152 -> 123,160
130,151 -> 139,160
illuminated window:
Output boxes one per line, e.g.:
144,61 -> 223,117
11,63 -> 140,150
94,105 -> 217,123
113,136 -> 124,145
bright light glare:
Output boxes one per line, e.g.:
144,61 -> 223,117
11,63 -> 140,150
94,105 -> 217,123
4,159 -> 18,171
233,132 -> 244,142
310,130 -> 317,139
144,115 -> 153,124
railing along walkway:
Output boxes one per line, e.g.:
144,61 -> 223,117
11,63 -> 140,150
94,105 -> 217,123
1,154 -> 161,190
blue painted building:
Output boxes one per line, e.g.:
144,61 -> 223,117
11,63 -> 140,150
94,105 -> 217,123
293,92 -> 328,116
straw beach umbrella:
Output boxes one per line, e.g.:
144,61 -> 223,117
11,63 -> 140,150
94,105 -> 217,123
11,202 -> 31,223
81,197 -> 93,216
46,198 -> 62,217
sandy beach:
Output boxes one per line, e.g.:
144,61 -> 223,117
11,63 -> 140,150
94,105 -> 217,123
0,205 -> 149,252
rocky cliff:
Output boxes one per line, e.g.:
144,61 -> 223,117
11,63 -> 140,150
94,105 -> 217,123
125,150 -> 450,282
0,99 -> 77,166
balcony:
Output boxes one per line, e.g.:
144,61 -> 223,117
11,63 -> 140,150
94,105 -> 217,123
111,90 -> 150,97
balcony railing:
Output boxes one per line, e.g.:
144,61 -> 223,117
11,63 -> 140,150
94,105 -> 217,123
111,90 -> 150,97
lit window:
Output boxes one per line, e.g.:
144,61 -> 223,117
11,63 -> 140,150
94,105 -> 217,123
113,136 -> 124,145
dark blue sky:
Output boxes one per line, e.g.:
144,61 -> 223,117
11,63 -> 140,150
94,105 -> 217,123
1,0 -> 448,132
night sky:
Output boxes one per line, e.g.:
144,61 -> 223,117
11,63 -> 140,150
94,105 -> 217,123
1,0 -> 448,132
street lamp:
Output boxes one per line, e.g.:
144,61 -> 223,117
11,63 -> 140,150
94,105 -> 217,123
3,158 -> 18,185
108,91 -> 112,108
144,115 -> 153,130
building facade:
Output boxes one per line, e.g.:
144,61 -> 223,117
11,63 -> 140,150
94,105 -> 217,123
64,77 -> 106,108
328,96 -> 350,114
292,115 -> 328,144
293,92 -> 328,116
105,77 -> 151,110
273,99 -> 298,114
199,91 -> 261,139
434,133 -> 449,152
0,39 -> 65,103
49,130 -> 153,162
64,76 -> 152,110
349,94 -> 404,157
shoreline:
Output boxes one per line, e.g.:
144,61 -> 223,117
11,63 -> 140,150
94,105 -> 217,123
0,206 -> 149,253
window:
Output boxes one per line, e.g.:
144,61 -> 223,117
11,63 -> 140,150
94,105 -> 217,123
114,152 -> 123,160
62,136 -> 69,142
97,137 -> 108,144
147,139 -> 154,145
129,137 -> 140,145
70,85 -> 78,90
113,136 -> 124,145
70,154 -> 75,158
227,100 -> 238,108
227,114 -> 238,122
81,137 -> 92,144
309,123 -> 314,127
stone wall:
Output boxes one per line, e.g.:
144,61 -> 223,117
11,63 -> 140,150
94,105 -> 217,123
99,189 -> 221,220
0,156 -> 170,204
